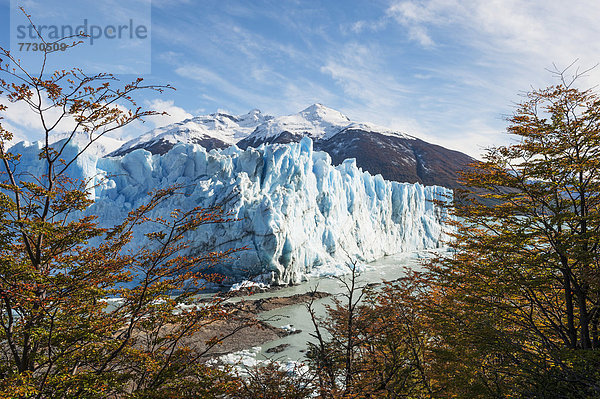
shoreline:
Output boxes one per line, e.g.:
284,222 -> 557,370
195,291 -> 331,357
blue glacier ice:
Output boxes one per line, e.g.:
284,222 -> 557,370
10,137 -> 452,285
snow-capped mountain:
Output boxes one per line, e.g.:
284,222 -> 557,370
241,103 -> 351,144
40,102 -> 476,195
110,109 -> 271,157
110,103 -> 473,190
239,104 -> 414,147
237,104 -> 474,190
314,127 -> 474,190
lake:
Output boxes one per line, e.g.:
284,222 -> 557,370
239,249 -> 442,363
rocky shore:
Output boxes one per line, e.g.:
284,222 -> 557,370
195,290 -> 331,357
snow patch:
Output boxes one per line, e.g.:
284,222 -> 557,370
113,109 -> 272,154
251,103 -> 351,142
341,122 -> 416,140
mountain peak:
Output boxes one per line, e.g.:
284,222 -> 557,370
299,103 -> 350,124
243,104 -> 352,143
104,103 -> 474,192
300,103 -> 325,112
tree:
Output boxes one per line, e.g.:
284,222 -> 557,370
305,261 -> 367,398
0,10 -> 244,398
418,65 -> 600,397
303,66 -> 600,398
226,361 -> 315,399
305,261 -> 431,398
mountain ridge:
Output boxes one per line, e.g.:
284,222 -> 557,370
109,109 -> 272,157
108,104 -> 475,190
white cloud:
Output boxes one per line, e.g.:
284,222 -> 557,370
345,17 -> 390,34
0,93 -> 165,143
145,1 -> 600,159
417,118 -> 510,158
151,0 -> 191,8
386,1 -> 438,46
0,94 -> 78,141
279,81 -> 338,113
320,43 -> 411,109
174,63 -> 338,118
175,65 -> 262,104
143,99 -> 193,128
0,119 -> 27,147
386,0 -> 600,74
335,0 -> 599,158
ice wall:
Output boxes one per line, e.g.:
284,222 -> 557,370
10,137 -> 452,285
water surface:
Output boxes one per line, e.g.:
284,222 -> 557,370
248,250 -> 438,362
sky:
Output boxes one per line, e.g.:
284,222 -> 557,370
1,0 -> 600,158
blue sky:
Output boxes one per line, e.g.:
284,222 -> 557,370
2,0 -> 600,158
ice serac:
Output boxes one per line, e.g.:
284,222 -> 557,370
13,137 -> 452,285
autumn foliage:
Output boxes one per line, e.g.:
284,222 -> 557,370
4,10 -> 600,399
0,10 -> 246,398
420,70 -> 600,397
298,67 -> 600,398
305,265 -> 432,398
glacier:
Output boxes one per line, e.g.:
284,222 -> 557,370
10,137 -> 452,285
